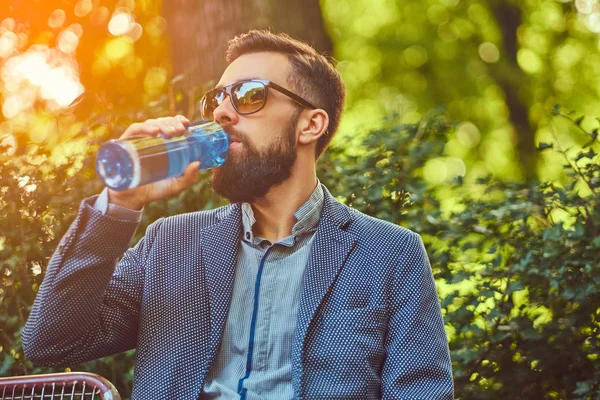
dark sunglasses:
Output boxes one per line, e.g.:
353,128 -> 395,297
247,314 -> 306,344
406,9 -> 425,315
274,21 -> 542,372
200,79 -> 317,120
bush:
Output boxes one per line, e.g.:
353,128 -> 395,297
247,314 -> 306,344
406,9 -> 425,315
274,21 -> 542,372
319,108 -> 600,399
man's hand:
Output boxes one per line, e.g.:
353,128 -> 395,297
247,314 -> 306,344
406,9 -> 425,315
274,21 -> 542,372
107,115 -> 202,210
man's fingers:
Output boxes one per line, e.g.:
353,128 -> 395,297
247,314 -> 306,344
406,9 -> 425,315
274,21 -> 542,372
120,122 -> 161,139
120,116 -> 190,140
185,161 -> 201,179
174,162 -> 201,189
175,115 -> 191,125
152,118 -> 186,138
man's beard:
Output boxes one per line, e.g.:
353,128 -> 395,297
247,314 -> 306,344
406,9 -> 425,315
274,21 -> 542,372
211,111 -> 300,203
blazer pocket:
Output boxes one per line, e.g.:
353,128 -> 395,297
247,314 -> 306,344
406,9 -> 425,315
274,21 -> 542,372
319,306 -> 388,330
306,307 -> 388,395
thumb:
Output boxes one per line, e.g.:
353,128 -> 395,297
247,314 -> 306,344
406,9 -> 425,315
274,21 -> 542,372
173,161 -> 201,190
180,161 -> 200,187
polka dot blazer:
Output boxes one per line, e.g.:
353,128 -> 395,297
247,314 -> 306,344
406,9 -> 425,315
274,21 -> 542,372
23,185 -> 453,399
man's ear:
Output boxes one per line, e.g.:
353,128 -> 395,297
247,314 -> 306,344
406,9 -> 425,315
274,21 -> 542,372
298,109 -> 329,145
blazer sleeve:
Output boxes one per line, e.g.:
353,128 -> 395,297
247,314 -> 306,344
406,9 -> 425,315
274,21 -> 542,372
22,196 -> 162,367
381,232 -> 454,399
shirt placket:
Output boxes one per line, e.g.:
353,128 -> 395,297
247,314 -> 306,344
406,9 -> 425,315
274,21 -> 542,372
253,248 -> 277,371
239,242 -> 288,399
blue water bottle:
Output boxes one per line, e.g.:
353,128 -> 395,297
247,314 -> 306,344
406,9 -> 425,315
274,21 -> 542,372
96,120 -> 229,191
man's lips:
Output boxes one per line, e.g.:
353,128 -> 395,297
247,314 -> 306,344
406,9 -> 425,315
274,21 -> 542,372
224,128 -> 241,143
223,128 -> 243,149
229,137 -> 242,150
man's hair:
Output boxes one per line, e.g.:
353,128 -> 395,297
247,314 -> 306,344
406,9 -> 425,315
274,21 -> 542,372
226,30 -> 345,159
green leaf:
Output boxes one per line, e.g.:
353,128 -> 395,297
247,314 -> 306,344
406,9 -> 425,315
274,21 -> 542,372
537,142 -> 554,152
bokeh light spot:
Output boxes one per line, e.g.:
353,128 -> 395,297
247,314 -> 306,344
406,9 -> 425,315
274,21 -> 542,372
120,0 -> 136,11
1,18 -> 16,31
69,23 -> 84,38
446,157 -> 467,178
404,45 -> 428,68
144,66 -> 168,95
145,16 -> 167,38
74,0 -> 93,17
478,42 -> 500,63
2,96 -> 22,118
0,32 -> 17,58
456,122 -> 481,148
438,22 -> 458,41
427,5 -> 449,25
467,4 -> 489,24
424,158 -> 448,184
104,37 -> 134,62
108,12 -> 133,36
586,12 -> 600,33
90,7 -> 110,25
576,0 -> 594,14
17,32 -> 28,49
48,9 -> 67,29
58,30 -> 79,53
126,23 -> 143,42
553,42 -> 583,69
517,48 -> 542,74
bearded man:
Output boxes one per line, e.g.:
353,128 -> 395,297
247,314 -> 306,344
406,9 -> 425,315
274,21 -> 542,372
23,30 -> 453,399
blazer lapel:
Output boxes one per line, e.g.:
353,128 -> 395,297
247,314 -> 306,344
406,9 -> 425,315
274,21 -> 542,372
200,204 -> 242,366
292,187 -> 357,391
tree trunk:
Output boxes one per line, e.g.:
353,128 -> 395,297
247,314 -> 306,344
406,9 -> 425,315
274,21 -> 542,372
162,0 -> 333,116
489,1 -> 538,181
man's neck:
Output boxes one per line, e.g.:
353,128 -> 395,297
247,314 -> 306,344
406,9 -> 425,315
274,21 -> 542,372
250,172 -> 318,243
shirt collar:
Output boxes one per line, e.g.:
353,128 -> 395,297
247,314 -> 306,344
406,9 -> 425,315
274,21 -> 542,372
241,181 -> 324,244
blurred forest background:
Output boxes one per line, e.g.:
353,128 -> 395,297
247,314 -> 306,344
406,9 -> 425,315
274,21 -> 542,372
1,0 -> 599,399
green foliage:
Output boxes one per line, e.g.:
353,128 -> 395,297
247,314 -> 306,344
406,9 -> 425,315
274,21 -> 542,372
2,107 -> 599,399
319,108 -> 600,399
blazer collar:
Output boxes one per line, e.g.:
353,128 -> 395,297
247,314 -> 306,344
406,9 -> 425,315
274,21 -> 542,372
318,184 -> 353,230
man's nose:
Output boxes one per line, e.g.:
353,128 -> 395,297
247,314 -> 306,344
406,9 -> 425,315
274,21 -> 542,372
212,95 -> 239,127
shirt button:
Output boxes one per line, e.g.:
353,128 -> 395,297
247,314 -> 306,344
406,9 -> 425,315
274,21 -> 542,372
246,232 -> 251,240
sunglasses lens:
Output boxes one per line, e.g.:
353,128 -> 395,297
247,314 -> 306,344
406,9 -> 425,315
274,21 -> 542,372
233,81 -> 266,114
201,90 -> 224,120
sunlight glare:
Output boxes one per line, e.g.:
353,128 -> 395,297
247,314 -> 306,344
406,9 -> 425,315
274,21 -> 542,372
41,68 -> 82,108
1,46 -> 84,117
